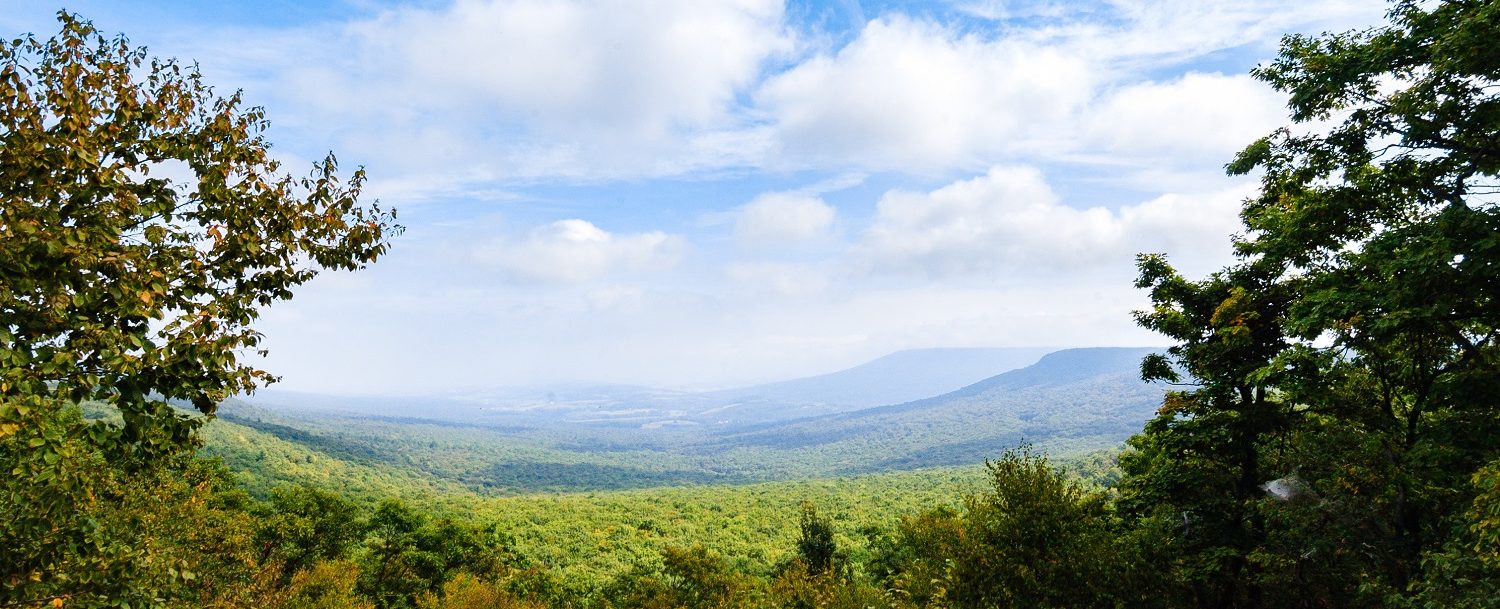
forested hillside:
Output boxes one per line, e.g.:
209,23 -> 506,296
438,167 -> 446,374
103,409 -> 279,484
209,347 -> 1162,491
5,3 -> 1500,609
706,347 -> 1164,475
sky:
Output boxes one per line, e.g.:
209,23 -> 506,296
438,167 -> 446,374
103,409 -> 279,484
0,0 -> 1391,394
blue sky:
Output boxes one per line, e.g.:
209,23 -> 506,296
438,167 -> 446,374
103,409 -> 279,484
2,0 -> 1390,394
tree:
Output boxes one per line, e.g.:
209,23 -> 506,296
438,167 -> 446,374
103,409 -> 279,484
0,11 -> 397,450
865,507 -> 965,608
873,447 -> 1140,609
603,546 -> 751,609
945,446 -> 1127,609
795,502 -> 838,576
1122,0 -> 1500,605
358,500 -> 511,609
0,404 -> 283,608
257,486 -> 369,582
1231,1 -> 1500,592
0,12 -> 397,608
0,402 -> 177,607
1119,259 -> 1294,608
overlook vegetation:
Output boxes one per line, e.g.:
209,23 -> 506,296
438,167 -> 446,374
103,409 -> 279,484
202,346 -> 1161,494
5,2 -> 1500,609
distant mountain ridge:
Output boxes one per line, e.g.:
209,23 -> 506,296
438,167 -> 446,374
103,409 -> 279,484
935,346 -> 1156,396
246,346 -> 1062,427
710,347 -> 1056,409
222,346 -> 1168,490
708,347 -> 1166,474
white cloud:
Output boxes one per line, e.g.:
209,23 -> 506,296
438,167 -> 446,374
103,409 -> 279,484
354,0 -> 786,133
726,262 -> 829,296
954,1 -> 1077,22
748,1 -> 1386,175
955,0 -> 1016,20
855,165 -> 1245,277
473,219 -> 685,283
1086,72 -> 1287,159
583,285 -> 646,311
236,0 -> 793,182
59,0 -> 1395,394
734,192 -> 837,242
756,15 -> 1095,170
118,0 -> 1387,187
1079,0 -> 1386,63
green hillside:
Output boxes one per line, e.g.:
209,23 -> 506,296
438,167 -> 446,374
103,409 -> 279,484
210,400 -> 746,493
8,4 -> 1500,609
198,407 -> 471,503
706,347 -> 1164,476
196,403 -> 962,592
194,400 -> 1124,598
216,347 -> 1163,493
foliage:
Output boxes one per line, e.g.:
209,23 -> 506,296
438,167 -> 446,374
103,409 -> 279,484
957,447 -> 1129,607
1,402 -> 182,607
0,12 -> 395,436
602,545 -> 753,609
357,499 -> 515,609
9,3 -> 1500,609
198,406 -> 466,502
795,502 -> 839,576
0,403 -> 283,608
257,486 -> 368,581
275,560 -> 374,609
0,12 -> 395,608
1118,0 -> 1500,606
1472,458 -> 1500,566
1393,457 -> 1500,608
415,574 -> 541,609
865,506 -> 964,608
766,562 -> 887,609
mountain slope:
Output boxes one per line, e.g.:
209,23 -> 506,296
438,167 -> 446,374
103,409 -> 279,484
714,347 -> 1053,409
197,401 -> 468,501
222,347 -> 1166,489
246,348 -> 1056,429
703,347 -> 1165,475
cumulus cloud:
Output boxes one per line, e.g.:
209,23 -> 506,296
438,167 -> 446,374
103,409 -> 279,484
734,192 -> 837,243
356,0 -> 785,132
855,165 -> 1245,277
135,0 -> 1387,185
756,15 -> 1094,170
473,219 -> 684,283
1086,72 -> 1287,159
747,1 -> 1386,175
69,0 -> 1393,393
242,0 -> 793,181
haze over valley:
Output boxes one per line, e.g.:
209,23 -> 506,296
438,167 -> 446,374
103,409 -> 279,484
220,346 -> 1163,491
7,1 -> 1497,608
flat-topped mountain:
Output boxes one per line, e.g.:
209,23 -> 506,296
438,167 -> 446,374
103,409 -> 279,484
710,347 -> 1055,410
706,347 -> 1165,474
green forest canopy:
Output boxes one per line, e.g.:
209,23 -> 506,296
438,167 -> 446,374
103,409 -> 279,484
3,2 -> 1500,608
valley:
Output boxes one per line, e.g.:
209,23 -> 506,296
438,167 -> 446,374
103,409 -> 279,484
10,4 -> 1493,607
177,345 -> 1153,599
211,346 -> 1162,493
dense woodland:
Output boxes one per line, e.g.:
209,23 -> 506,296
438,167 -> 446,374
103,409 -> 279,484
4,1 -> 1500,608
197,347 -> 1161,494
